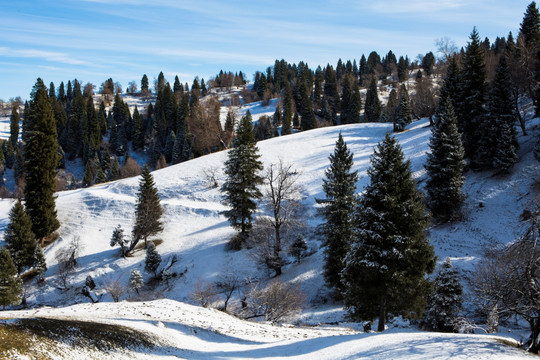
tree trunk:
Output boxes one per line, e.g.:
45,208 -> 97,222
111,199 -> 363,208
528,318 -> 540,353
377,294 -> 386,332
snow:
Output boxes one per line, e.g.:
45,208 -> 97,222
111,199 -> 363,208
0,94 -> 538,358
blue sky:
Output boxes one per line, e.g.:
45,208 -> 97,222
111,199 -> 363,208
0,0 -> 532,100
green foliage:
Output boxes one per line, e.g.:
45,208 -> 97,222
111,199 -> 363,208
317,133 -> 358,296
425,97 -> 466,221
0,247 -> 22,310
342,134 -> 435,331
364,77 -> 382,122
519,1 -> 540,47
144,242 -> 161,277
110,224 -> 128,257
4,200 -> 38,274
129,269 -> 143,294
221,111 -> 263,244
10,107 -> 20,148
393,85 -> 412,132
23,78 -> 60,239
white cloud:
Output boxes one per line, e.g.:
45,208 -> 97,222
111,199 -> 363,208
0,47 -> 88,65
369,0 -> 465,13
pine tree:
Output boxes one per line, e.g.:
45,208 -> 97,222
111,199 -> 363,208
132,107 -> 144,151
95,166 -> 106,184
132,165 -> 163,250
425,97 -> 466,221
519,1 -> 540,48
129,269 -> 143,294
393,85 -> 412,131
289,235 -> 308,263
364,77 -> 382,122
342,134 -> 435,331
82,160 -> 94,188
299,81 -> 317,131
381,88 -> 398,123
109,157 -> 121,181
282,83 -> 294,135
144,241 -> 161,278
422,258 -> 463,332
4,200 -> 38,274
488,55 -> 519,171
23,78 -> 60,240
33,245 -> 47,281
221,111 -> 263,245
110,224 -> 128,257
438,56 -> 461,112
0,248 -> 22,310
317,133 -> 358,296
348,81 -> 362,124
10,107 -> 20,148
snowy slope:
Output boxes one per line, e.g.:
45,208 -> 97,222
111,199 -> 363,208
0,112 -> 538,358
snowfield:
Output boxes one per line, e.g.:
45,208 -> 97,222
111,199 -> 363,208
0,100 -> 538,358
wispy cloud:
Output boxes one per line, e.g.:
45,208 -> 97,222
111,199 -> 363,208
0,47 -> 88,65
369,0 -> 465,14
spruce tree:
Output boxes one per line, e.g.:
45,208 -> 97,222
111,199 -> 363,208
221,111 -> 263,245
381,88 -> 398,123
317,133 -> 358,297
282,83 -> 294,135
438,56 -> 461,112
393,85 -> 412,131
4,200 -> 38,274
10,107 -> 20,148
132,165 -> 163,250
299,81 -> 317,131
422,258 -> 463,332
0,248 -> 22,310
488,55 -> 518,171
110,224 -> 128,257
425,97 -> 466,221
130,269 -> 143,294
342,134 -> 435,331
289,235 -> 308,263
348,81 -> 362,124
23,78 -> 60,240
519,1 -> 540,48
364,77 -> 382,122
132,107 -> 144,151
82,161 -> 94,188
144,241 -> 161,278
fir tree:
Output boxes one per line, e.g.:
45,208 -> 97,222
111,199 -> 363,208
23,78 -> 60,240
110,224 -> 128,257
422,258 -> 463,332
348,81 -> 362,124
282,83 -> 294,135
132,107 -> 144,151
82,161 -> 94,188
438,56 -> 461,112
364,77 -> 382,123
130,269 -> 143,294
289,235 -> 308,263
221,111 -> 263,245
342,134 -> 435,331
95,166 -> 107,184
299,81 -> 317,131
144,241 -> 161,278
393,85 -> 412,132
381,88 -> 398,123
132,165 -> 163,250
4,200 -> 38,274
33,245 -> 47,282
488,55 -> 519,171
0,248 -> 22,310
425,97 -> 466,221
10,107 -> 20,148
519,1 -> 540,48
109,157 -> 121,181
317,133 -> 358,296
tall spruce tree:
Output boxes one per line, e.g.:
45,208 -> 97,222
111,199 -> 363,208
23,78 -> 60,240
438,56 -> 461,112
342,134 -> 435,331
488,55 -> 519,171
425,97 -> 466,221
222,111 -> 263,245
421,258 -> 463,332
10,107 -> 20,148
0,248 -> 22,310
520,2 -> 540,48
364,77 -> 382,122
144,241 -> 161,278
4,200 -> 38,274
131,165 -> 164,250
393,85 -> 412,131
317,133 -> 358,297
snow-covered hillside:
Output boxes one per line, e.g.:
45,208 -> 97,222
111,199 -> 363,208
0,112 -> 538,359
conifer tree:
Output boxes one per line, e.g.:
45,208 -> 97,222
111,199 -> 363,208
422,258 -> 463,332
132,165 -> 163,250
132,107 -> 144,151
282,83 -> 294,135
348,81 -> 362,124
299,81 -> 317,131
342,134 -> 435,331
109,157 -> 121,181
110,224 -> 128,257
0,247 -> 22,310
144,241 -> 161,278
222,111 -> 263,245
4,200 -> 38,274
23,78 -> 60,240
519,1 -> 540,48
95,166 -> 106,184
364,77 -> 382,122
10,107 -> 20,148
425,97 -> 466,221
317,133 -> 358,297
289,235 -> 308,263
82,161 -> 94,188
393,85 -> 412,131
488,55 -> 518,171
340,76 -> 352,124
130,269 -> 143,294
33,245 -> 47,281
438,56 -> 461,112
381,88 -> 398,123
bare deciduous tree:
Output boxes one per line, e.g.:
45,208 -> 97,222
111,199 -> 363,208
56,237 -> 83,289
251,161 -> 306,276
190,279 -> 219,308
105,278 -> 126,302
215,271 -> 240,312
473,208 -> 540,353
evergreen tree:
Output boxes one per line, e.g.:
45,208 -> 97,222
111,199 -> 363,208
33,245 -> 47,281
459,28 -> 488,165
82,160 -> 94,188
381,88 -> 398,123
289,235 -> 308,263
221,111 -> 263,245
282,83 -> 294,135
488,55 -> 519,171
110,224 -> 128,257
364,77 -> 382,122
132,165 -> 164,250
0,248 -> 22,310
342,134 -> 435,331
317,133 -> 358,296
129,269 -> 143,294
164,130 -> 176,163
4,140 -> 15,169
519,1 -> 540,48
109,157 -> 121,181
425,97 -> 466,221
23,78 -> 60,240
393,85 -> 412,131
141,74 -> 150,95
10,107 -> 20,148
95,165 -> 106,184
438,56 -> 461,111
422,258 -> 463,332
144,241 -> 161,277
299,81 -> 317,131
132,107 -> 144,151
348,81 -> 362,124
4,200 -> 38,274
